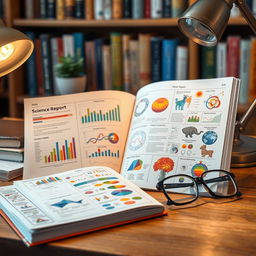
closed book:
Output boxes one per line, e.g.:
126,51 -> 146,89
122,34 -> 131,92
64,0 -> 75,18
248,37 -> 256,102
40,34 -> 54,95
227,36 -> 240,77
25,0 -> 35,19
132,0 -> 144,19
47,0 -> 56,19
57,37 -> 64,59
73,32 -> 85,61
85,41 -> 97,91
25,32 -> 38,97
171,0 -> 187,18
175,45 -> 188,80
94,0 -> 104,20
200,46 -> 216,79
74,0 -> 84,18
56,0 -> 65,19
50,37 -> 59,94
35,39 -> 44,96
163,0 -> 171,18
0,160 -> 23,181
95,38 -> 105,90
63,34 -> 75,57
216,42 -> 227,78
103,0 -> 112,20
151,0 -> 163,19
161,39 -> 178,80
85,0 -> 94,19
112,0 -> 122,19
0,147 -> 24,162
0,119 -> 24,148
144,0 -> 151,18
111,32 -> 123,90
102,44 -> 112,90
40,0 -> 48,18
151,37 -> 162,82
239,39 -> 250,105
139,34 -> 151,87
123,0 -> 132,18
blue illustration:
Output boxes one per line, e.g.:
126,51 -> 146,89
202,131 -> 218,145
175,95 -> 187,110
51,199 -> 83,208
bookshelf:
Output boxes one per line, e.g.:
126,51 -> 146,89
1,0 -> 253,118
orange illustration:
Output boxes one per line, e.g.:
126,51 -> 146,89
152,98 -> 169,112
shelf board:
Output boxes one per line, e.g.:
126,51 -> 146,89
13,18 -> 179,27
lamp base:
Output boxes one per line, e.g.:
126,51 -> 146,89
231,135 -> 256,168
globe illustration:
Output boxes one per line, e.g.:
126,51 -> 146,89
202,131 -> 218,145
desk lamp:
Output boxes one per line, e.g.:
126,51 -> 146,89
0,20 -> 33,77
178,0 -> 256,167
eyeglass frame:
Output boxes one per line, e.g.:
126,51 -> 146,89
156,169 -> 242,206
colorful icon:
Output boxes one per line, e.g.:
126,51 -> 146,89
152,98 -> 169,112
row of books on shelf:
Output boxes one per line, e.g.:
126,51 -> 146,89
24,0 -> 188,20
25,31 -> 188,96
201,36 -> 256,105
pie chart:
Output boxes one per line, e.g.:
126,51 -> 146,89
111,189 -> 133,196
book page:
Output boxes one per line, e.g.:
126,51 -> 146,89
0,166 -> 162,230
24,91 -> 135,179
121,78 -> 238,190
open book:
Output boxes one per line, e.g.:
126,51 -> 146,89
24,77 -> 240,191
0,166 -> 165,246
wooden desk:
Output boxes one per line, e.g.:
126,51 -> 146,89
1,167 -> 256,256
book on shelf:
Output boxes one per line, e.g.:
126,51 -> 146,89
227,36 -> 240,78
151,0 -> 163,19
200,46 -> 216,79
0,166 -> 166,246
94,0 -> 104,20
23,77 -> 239,193
0,160 -> 23,181
0,119 -> 24,148
0,147 -> 24,163
112,0 -> 122,19
103,0 -> 112,20
132,0 -> 144,19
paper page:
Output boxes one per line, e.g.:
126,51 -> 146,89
0,166 -> 162,230
24,91 -> 135,179
120,78 -> 238,190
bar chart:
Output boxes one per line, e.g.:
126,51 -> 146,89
88,148 -> 120,158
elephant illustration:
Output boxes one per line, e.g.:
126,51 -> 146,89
182,126 -> 204,138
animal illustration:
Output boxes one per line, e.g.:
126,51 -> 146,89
186,96 -> 192,107
175,95 -> 187,110
182,126 -> 204,138
200,145 -> 214,157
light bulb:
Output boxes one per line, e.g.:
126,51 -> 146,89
0,43 -> 14,61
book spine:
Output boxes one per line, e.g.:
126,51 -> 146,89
56,0 -> 65,19
25,0 -> 34,19
85,41 -> 97,91
122,34 -> 131,92
171,0 -> 187,18
144,0 -> 151,18
85,0 -> 94,19
47,0 -> 56,19
112,0 -> 122,19
161,39 -> 178,80
74,0 -> 85,18
94,0 -> 104,20
62,34 -> 75,57
227,36 -> 240,77
103,0 -> 112,20
25,32 -> 38,96
239,39 -> 250,105
175,45 -> 188,80
50,37 -> 59,94
40,0 -> 48,18
200,46 -> 217,79
151,37 -> 162,82
111,32 -> 123,90
95,38 -> 104,90
248,38 -> 256,102
73,32 -> 85,61
151,0 -> 163,19
57,37 -> 64,60
35,39 -> 44,96
102,44 -> 112,90
163,0 -> 172,18
64,0 -> 75,18
216,42 -> 227,78
34,0 -> 42,18
123,0 -> 132,18
129,39 -> 140,94
132,0 -> 144,19
139,34 -> 151,87
40,34 -> 54,95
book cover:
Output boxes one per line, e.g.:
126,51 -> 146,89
25,0 -> 35,19
132,0 -> 144,19
85,0 -> 94,19
63,34 -> 75,57
151,0 -> 163,19
227,36 -> 240,78
151,37 -> 162,82
40,0 -> 48,18
74,0 -> 84,18
112,0 -> 122,19
103,0 -> 112,20
95,38 -> 105,90
216,42 -> 227,78
56,0 -> 65,19
47,0 -> 56,19
161,39 -> 178,80
144,0 -> 151,18
85,41 -> 97,91
102,44 -> 112,90
123,0 -> 132,18
94,0 -> 104,20
64,0 -> 75,18
111,32 -> 123,90
73,32 -> 85,60
200,46 -> 217,79
122,34 -> 131,92
175,45 -> 188,80
163,0 -> 171,18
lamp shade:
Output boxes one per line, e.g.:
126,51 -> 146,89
178,0 -> 233,46
0,23 -> 33,77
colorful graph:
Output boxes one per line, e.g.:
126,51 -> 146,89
206,96 -> 221,109
81,105 -> 121,123
108,185 -> 126,189
88,148 -> 120,158
128,159 -> 143,171
87,132 -> 119,144
35,176 -> 62,185
44,137 -> 77,163
111,189 -> 133,196
51,199 -> 83,208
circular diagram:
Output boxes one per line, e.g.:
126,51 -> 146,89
191,162 -> 208,177
152,98 -> 169,112
111,189 -> 133,196
108,133 -> 119,144
206,96 -> 221,109
135,98 -> 149,117
202,131 -> 218,145
129,130 -> 146,151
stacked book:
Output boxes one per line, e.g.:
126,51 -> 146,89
0,118 -> 24,181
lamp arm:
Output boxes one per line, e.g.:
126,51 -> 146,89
235,0 -> 256,33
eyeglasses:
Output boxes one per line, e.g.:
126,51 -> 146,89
156,170 -> 242,206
